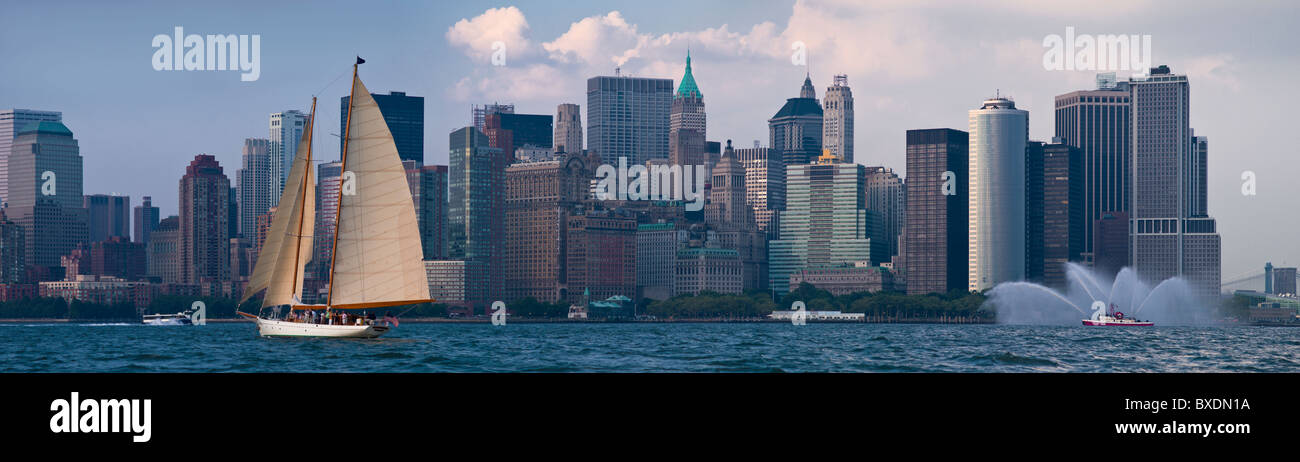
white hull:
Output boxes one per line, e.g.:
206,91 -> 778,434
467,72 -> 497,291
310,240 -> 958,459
254,317 -> 390,338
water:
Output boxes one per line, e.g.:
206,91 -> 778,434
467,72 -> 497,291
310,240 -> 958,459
988,264 -> 1213,325
2,322 -> 1297,372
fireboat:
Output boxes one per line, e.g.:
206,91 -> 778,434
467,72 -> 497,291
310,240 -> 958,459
1083,304 -> 1154,326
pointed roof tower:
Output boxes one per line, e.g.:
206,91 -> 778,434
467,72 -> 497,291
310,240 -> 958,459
676,50 -> 702,99
799,73 -> 816,99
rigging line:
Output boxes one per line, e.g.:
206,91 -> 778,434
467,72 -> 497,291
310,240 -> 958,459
313,68 -> 351,98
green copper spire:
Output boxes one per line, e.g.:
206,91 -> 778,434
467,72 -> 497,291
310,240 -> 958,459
675,50 -> 702,99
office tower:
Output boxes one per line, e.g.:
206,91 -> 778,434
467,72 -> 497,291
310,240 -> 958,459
504,156 -> 593,302
178,154 -> 230,285
554,103 -> 583,154
448,127 -> 506,307
670,51 -> 708,171
636,222 -> 680,300
1189,132 -> 1208,218
405,162 -> 448,261
0,109 -> 61,205
865,166 -> 903,265
1093,211 -> 1129,279
904,128 -> 968,295
133,196 -> 159,245
1024,141 -> 1084,288
236,138 -> 272,239
147,216 -> 181,283
968,96 -> 1028,292
1129,66 -> 1220,299
0,212 -> 24,283
1274,267 -> 1297,296
736,146 -> 784,237
484,112 -> 552,164
564,208 -> 637,305
5,121 -> 87,273
84,194 -> 130,243
64,236 -> 147,281
769,75 -> 823,165
308,161 -> 342,286
269,110 -> 308,201
341,91 -> 424,165
472,103 -> 515,132
1054,81 -> 1131,264
823,75 -> 854,164
586,74 -> 673,166
768,151 -> 871,295
705,140 -> 767,291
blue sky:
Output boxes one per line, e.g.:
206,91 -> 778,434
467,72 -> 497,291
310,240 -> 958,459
2,0 -> 1298,283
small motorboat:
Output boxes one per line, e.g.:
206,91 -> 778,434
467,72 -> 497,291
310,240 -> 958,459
142,312 -> 193,326
1083,307 -> 1153,327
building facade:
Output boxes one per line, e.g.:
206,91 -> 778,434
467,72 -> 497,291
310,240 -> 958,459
84,194 -> 130,243
1025,142 -> 1084,288
269,110 -> 308,201
504,155 -> 591,303
133,196 -> 159,245
968,97 -> 1028,292
0,109 -> 62,206
1054,82 -> 1131,265
5,121 -> 87,274
448,127 -> 506,307
554,103 -> 583,154
675,248 -> 742,296
904,128 -> 968,295
564,208 -> 637,305
769,152 -> 871,295
822,75 -> 854,164
178,155 -> 230,285
769,76 -> 823,166
341,91 -> 424,165
865,166 -> 903,266
586,75 -> 673,166
736,146 -> 784,237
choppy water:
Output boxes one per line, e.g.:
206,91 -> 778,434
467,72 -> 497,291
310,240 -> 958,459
1,322 -> 1297,372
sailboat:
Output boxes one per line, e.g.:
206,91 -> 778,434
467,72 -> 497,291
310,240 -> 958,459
236,59 -> 434,338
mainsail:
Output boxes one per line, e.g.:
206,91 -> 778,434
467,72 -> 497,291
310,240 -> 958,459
326,72 -> 432,309
241,100 -> 317,307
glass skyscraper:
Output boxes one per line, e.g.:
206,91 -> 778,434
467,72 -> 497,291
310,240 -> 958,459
341,91 -> 424,165
768,152 -> 871,295
968,97 -> 1028,292
586,75 -> 673,166
448,127 -> 505,307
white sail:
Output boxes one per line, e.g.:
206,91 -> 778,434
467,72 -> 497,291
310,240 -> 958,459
242,103 -> 316,307
327,74 -> 431,309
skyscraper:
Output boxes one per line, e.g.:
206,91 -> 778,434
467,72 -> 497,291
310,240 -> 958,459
484,112 -> 553,164
0,109 -> 62,206
769,151 -> 871,295
904,128 -> 968,295
769,75 -> 823,165
565,208 -> 637,304
178,154 -> 230,285
448,127 -> 506,307
1024,141 -> 1084,288
341,91 -> 424,165
472,103 -> 514,132
133,196 -> 159,245
705,140 -> 766,291
6,121 -> 87,273
968,96 -> 1028,292
84,194 -> 130,243
147,216 -> 181,283
823,75 -> 854,164
236,138 -> 272,239
504,155 -> 592,302
670,51 -> 708,170
404,161 -> 448,260
269,110 -> 308,201
308,161 -> 342,290
865,166 -> 904,266
586,74 -> 673,166
554,103 -> 583,154
1054,80 -> 1131,265
1129,65 -> 1220,299
736,146 -> 784,237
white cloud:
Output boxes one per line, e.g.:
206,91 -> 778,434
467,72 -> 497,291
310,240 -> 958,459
446,6 -> 533,64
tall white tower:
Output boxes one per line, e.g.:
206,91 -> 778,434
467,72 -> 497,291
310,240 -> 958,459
968,96 -> 1028,292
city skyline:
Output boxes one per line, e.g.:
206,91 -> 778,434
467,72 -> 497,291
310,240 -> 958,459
1,0 -> 1295,282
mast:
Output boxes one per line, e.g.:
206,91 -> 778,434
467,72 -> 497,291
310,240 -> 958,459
326,62 -> 358,307
288,97 -> 316,305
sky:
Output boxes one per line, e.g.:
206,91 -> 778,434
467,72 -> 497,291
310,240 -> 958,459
1,0 -> 1297,285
